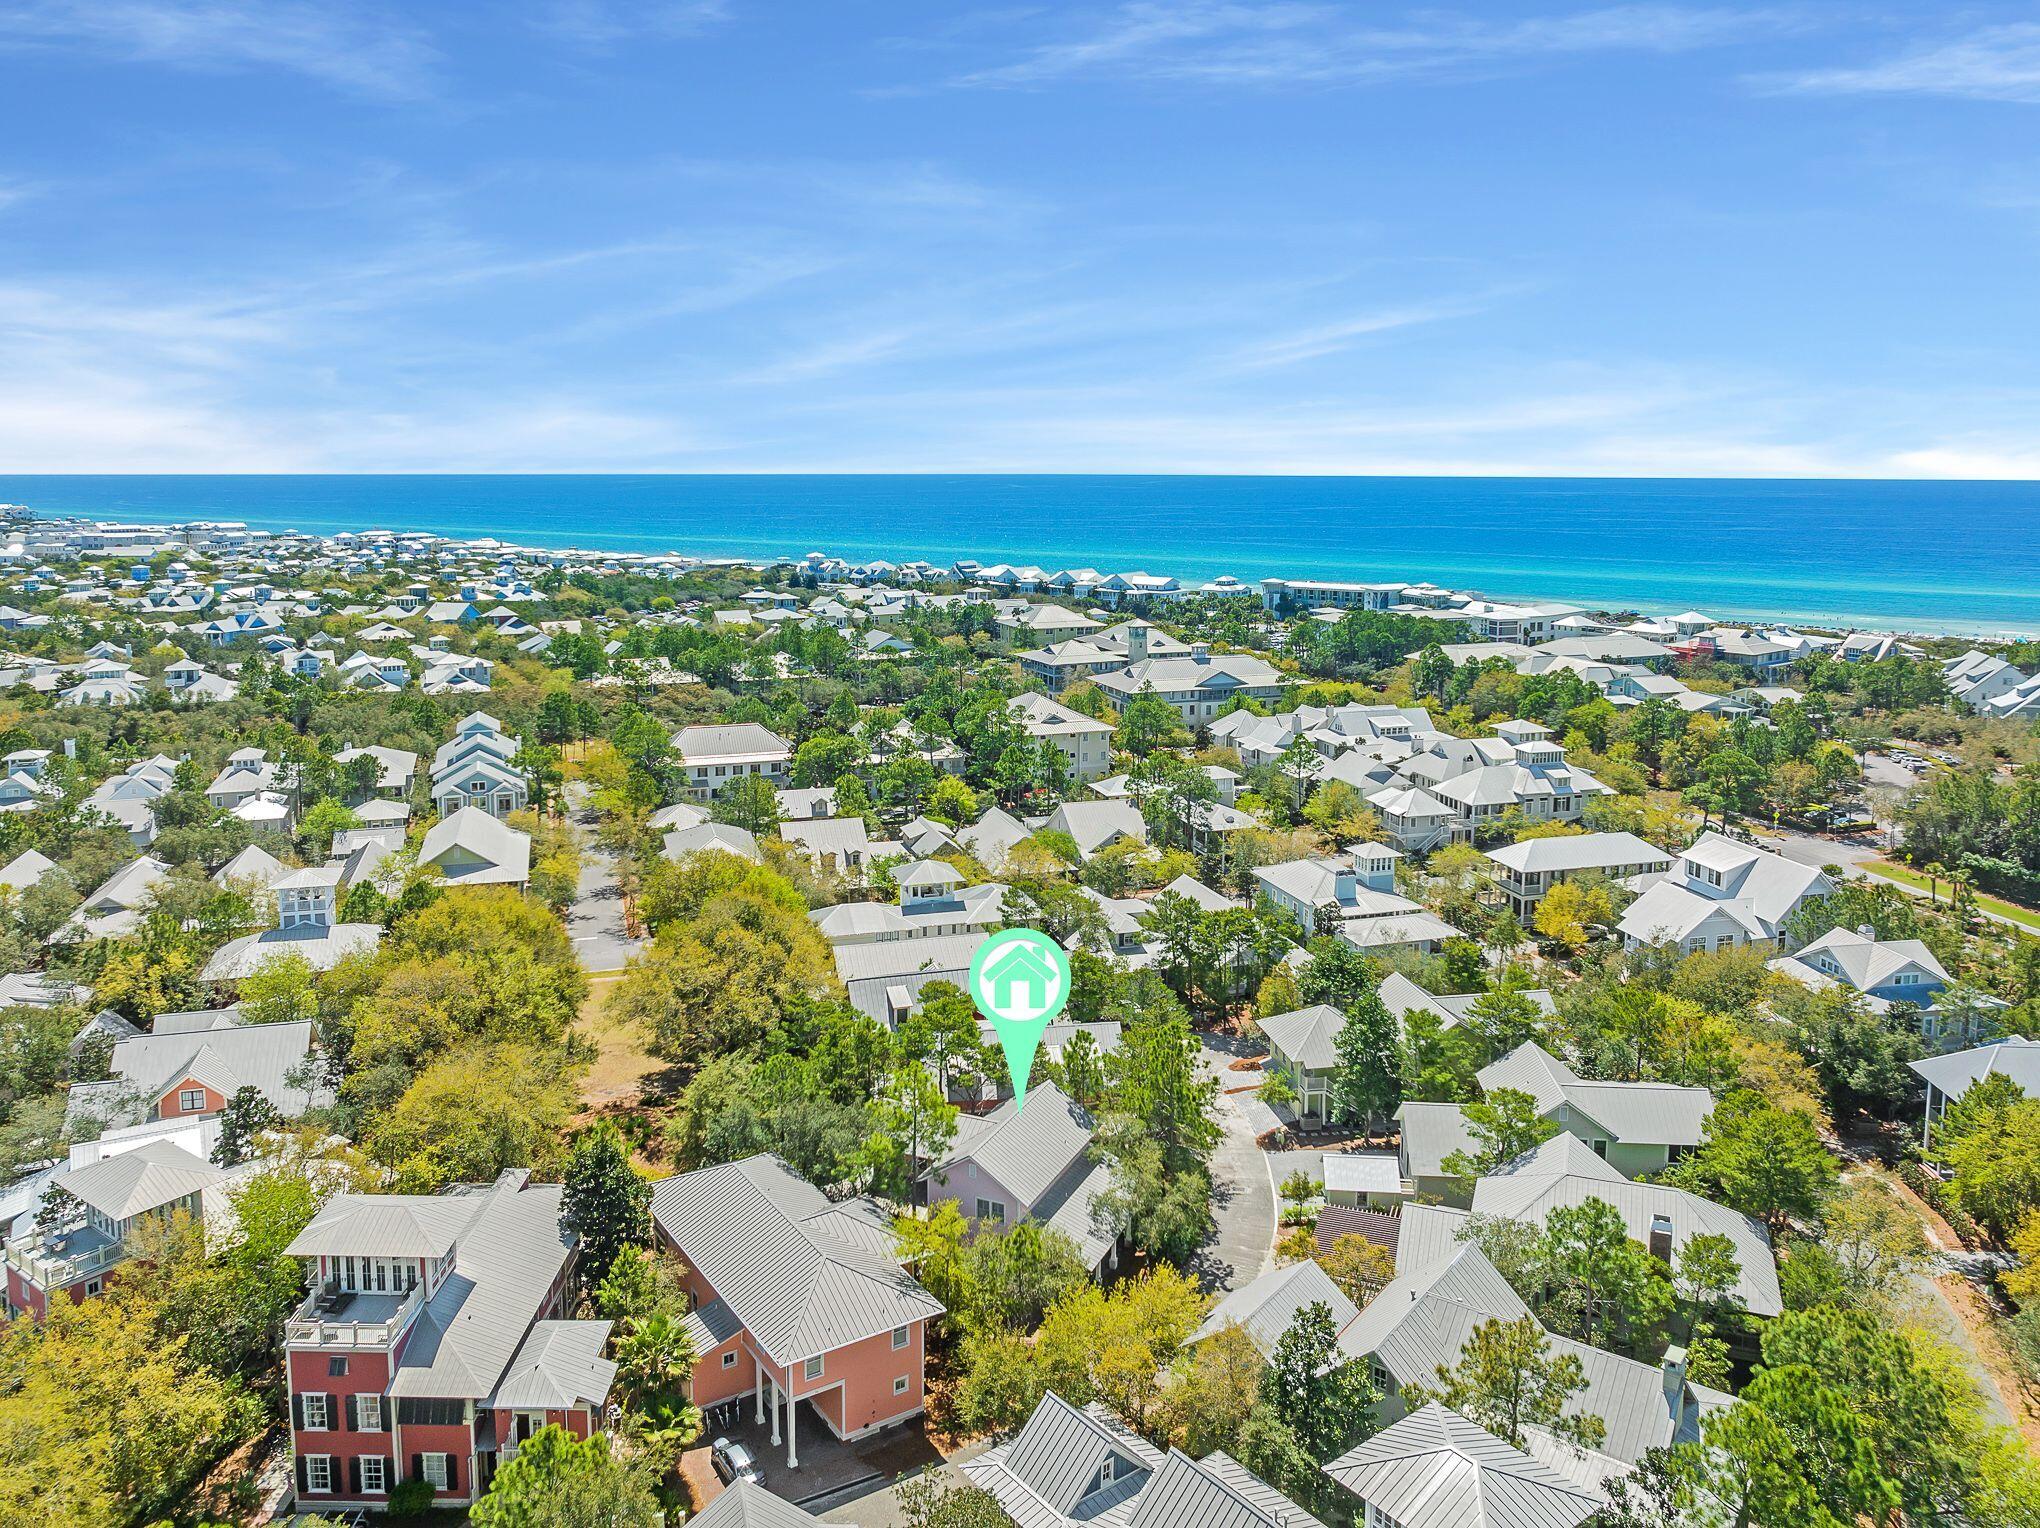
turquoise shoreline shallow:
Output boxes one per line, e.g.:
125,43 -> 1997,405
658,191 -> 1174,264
2,474 -> 2035,638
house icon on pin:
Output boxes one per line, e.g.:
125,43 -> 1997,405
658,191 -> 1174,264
981,940 -> 1061,1019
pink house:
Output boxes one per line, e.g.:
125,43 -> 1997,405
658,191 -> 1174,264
924,1082 -> 1122,1275
281,1169 -> 614,1512
61,1008 -> 329,1137
651,1154 -> 943,1470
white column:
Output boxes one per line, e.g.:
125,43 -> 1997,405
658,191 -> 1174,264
754,1355 -> 765,1423
769,1377 -> 782,1446
787,1391 -> 798,1470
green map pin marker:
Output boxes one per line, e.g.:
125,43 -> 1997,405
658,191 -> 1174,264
969,928 -> 1072,1114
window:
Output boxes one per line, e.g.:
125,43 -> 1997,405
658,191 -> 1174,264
894,1375 -> 910,1395
302,1392 -> 330,1430
1591,1139 -> 1609,1159
327,1356 -> 348,1378
422,1453 -> 450,1490
892,1325 -> 910,1350
361,1456 -> 387,1494
1368,1361 -> 1392,1394
178,1088 -> 206,1113
722,1351 -> 738,1369
1366,1505 -> 1407,1528
357,1394 -> 383,1431
306,1456 -> 333,1494
804,1355 -> 825,1381
974,1198 -> 1006,1224
398,1397 -> 465,1427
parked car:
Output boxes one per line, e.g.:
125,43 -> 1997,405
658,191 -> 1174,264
712,1438 -> 764,1487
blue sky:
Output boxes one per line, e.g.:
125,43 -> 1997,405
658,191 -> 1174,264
4,1 -> 2039,475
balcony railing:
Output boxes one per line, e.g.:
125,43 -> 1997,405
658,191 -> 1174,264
4,1234 -> 126,1291
285,1279 -> 424,1348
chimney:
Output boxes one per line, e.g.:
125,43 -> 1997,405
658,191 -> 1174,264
1857,923 -> 1876,941
1660,1344 -> 1688,1411
1648,1213 -> 1674,1264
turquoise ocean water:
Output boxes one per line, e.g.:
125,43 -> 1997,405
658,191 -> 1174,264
0,474 -> 2034,637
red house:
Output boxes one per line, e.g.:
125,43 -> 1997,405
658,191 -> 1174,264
650,1154 -> 943,1472
282,1168 -> 614,1512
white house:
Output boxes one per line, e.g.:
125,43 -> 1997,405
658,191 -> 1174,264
1009,694 -> 1114,782
672,724 -> 791,802
1616,832 -> 1832,953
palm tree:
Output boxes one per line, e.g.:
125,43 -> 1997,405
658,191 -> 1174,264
613,1311 -> 698,1427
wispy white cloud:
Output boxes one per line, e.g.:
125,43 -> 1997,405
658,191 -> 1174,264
0,0 -> 436,97
530,0 -> 731,50
946,2 -> 1799,89
1228,294 -> 1498,370
1762,22 -> 2040,104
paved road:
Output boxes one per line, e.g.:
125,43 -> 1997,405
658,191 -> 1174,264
1190,1035 -> 1277,1294
563,785 -> 644,973
1755,824 -> 2036,933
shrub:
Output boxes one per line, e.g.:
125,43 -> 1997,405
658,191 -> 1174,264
389,1477 -> 436,1517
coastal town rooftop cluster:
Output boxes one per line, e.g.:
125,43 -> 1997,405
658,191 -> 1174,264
6,504 -> 2008,651
0,499 -> 2034,1524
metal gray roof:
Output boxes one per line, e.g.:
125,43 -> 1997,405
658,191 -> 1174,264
650,1154 -> 943,1365
73,1017 -> 328,1132
1337,1242 -> 1720,1465
1484,832 -> 1670,877
56,1138 -> 223,1220
1325,1404 -> 1602,1528
1255,1005 -> 1346,1072
1393,1102 -> 1480,1180
1472,1135 -> 1780,1316
691,1480 -> 828,1528
287,1190 -> 486,1260
1193,1452 -> 1326,1528
965,1393 -> 1164,1527
683,1295 -> 746,1351
673,723 -> 791,763
1191,1259 -> 1357,1358
490,1319 -> 617,1409
935,1082 -> 1095,1210
1126,1451 -> 1294,1528
1911,1035 -> 2040,1100
387,1177 -> 580,1399
1476,1043 -> 1712,1149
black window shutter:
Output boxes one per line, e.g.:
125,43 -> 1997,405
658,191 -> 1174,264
349,1456 -> 362,1495
412,1452 -> 424,1488
295,1455 -> 309,1495
345,1394 -> 357,1431
291,1393 -> 304,1429
447,1452 -> 460,1491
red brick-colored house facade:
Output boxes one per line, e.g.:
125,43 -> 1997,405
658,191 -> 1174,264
283,1170 -> 614,1512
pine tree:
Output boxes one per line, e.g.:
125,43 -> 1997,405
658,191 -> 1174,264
560,1122 -> 651,1288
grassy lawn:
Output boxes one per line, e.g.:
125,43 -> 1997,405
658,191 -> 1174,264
1868,861 -> 2040,932
575,974 -> 664,1110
